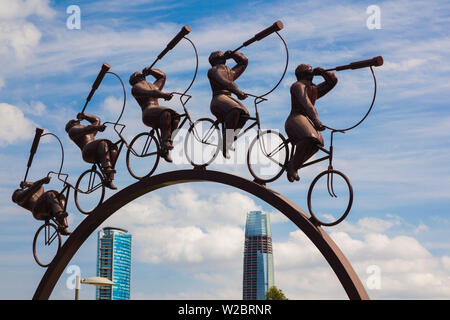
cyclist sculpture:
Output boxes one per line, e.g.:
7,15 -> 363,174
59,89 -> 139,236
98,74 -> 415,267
65,112 -> 119,190
207,50 -> 249,158
129,68 -> 177,163
12,177 -> 71,236
285,64 -> 338,182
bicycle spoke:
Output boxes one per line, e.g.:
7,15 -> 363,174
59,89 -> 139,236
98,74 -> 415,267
88,171 -> 93,190
258,138 -> 284,167
45,225 -> 49,244
202,124 -> 217,144
89,171 -> 96,190
89,183 -> 103,193
267,141 -> 286,158
142,134 -> 151,156
47,229 -> 58,246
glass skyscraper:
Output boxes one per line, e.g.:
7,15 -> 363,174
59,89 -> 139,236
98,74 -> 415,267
243,211 -> 274,300
96,227 -> 132,300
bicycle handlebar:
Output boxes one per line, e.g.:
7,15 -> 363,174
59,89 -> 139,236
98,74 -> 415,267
103,121 -> 125,127
170,91 -> 192,98
244,92 -> 268,101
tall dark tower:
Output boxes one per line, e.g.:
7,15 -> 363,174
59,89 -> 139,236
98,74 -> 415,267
243,211 -> 274,300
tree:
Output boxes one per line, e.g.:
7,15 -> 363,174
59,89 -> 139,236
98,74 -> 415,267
265,286 -> 288,300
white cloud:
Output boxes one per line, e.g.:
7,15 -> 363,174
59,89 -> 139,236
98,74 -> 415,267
0,103 -> 35,146
274,224 -> 450,299
20,101 -> 47,116
0,21 -> 42,59
101,96 -> 123,115
99,186 -> 450,299
101,186 -> 269,267
0,0 -> 54,60
0,0 -> 55,20
382,58 -> 427,72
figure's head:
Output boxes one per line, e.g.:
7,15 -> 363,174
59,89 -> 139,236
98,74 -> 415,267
65,119 -> 80,133
129,72 -> 145,86
209,51 -> 226,66
295,64 -> 313,81
12,189 -> 23,203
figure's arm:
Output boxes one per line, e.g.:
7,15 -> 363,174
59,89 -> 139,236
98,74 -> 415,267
314,68 -> 338,99
14,177 -> 50,203
208,68 -> 246,99
131,85 -> 172,100
227,51 -> 248,80
69,124 -> 105,140
291,83 -> 324,130
78,112 -> 101,125
143,68 -> 167,90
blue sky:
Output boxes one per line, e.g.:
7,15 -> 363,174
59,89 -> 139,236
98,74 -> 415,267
0,0 -> 449,299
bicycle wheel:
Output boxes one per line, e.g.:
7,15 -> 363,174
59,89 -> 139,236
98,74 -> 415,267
184,118 -> 221,167
247,130 -> 289,183
307,169 -> 353,226
74,168 -> 105,215
33,222 -> 61,268
126,132 -> 160,180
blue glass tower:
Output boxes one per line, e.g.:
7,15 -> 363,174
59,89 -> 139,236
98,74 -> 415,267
243,211 -> 274,300
96,227 -> 132,300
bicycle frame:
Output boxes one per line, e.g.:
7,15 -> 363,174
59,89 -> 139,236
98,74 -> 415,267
42,219 -> 60,245
292,129 -> 345,197
217,93 -> 268,149
47,171 -> 73,212
104,90 -> 195,157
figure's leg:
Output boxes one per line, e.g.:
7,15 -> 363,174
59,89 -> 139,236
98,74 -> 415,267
45,192 -> 71,235
222,109 -> 242,158
159,111 -> 173,150
171,114 -> 180,133
159,111 -> 176,163
96,141 -> 117,190
287,139 -> 319,182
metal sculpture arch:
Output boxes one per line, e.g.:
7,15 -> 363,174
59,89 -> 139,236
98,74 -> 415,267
33,169 -> 369,300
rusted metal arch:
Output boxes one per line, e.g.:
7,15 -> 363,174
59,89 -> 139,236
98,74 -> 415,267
33,169 -> 369,300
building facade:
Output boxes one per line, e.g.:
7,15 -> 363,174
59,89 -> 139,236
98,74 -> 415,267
243,211 -> 274,300
96,227 -> 132,300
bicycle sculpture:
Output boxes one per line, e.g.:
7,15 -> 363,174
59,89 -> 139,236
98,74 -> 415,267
247,56 -> 383,226
127,25 -> 201,179
12,21 -> 384,273
184,21 -> 288,168
12,127 -> 104,266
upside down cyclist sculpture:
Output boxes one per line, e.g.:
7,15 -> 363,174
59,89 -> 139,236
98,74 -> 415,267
12,177 -> 71,236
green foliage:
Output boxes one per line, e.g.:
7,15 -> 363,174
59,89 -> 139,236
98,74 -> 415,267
265,286 -> 288,300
